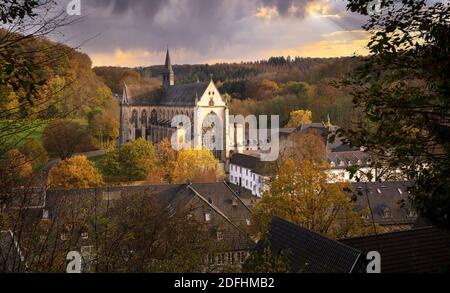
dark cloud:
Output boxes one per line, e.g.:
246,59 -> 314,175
54,0 -> 366,65
86,0 -> 167,17
260,0 -> 313,16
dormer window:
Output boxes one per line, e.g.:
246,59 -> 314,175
205,212 -> 211,222
406,208 -> 417,218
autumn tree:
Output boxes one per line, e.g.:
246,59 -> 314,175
156,138 -> 178,183
42,119 -> 94,159
18,138 -> 48,170
48,156 -> 103,189
88,105 -> 119,150
0,149 -> 32,191
101,138 -> 158,182
172,149 -> 224,184
95,191 -> 218,273
286,109 -> 313,128
279,130 -> 327,169
342,1 -> 450,227
252,159 -> 369,239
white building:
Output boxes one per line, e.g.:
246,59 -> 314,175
229,153 -> 270,197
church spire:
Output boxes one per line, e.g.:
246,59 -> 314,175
162,47 -> 174,90
165,47 -> 173,71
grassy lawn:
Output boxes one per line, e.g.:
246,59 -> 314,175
1,120 -> 47,149
88,154 -> 106,171
1,118 -> 88,150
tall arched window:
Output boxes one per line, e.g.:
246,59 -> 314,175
131,110 -> 138,128
202,111 -> 222,160
150,110 -> 158,124
141,110 -> 148,128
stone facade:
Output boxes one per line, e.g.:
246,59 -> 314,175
119,49 -> 239,162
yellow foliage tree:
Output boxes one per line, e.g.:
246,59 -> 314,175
48,156 -> 104,189
172,149 -> 224,183
286,109 -> 313,128
252,159 -> 369,239
156,138 -> 178,183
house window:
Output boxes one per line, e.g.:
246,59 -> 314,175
81,232 -> 89,240
217,253 -> 226,265
381,207 -> 392,218
230,175 -> 234,181
207,254 -> 215,265
217,231 -> 223,241
237,251 -> 247,264
227,252 -> 233,264
205,212 -> 211,222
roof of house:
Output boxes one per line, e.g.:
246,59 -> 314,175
230,153 -> 273,176
327,151 -> 371,169
351,181 -> 416,225
340,226 -> 450,273
0,231 -> 26,273
263,217 -> 364,273
44,182 -> 255,251
126,82 -> 210,107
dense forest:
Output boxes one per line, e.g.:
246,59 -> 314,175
0,29 -> 114,120
94,56 -> 361,128
0,29 -> 118,154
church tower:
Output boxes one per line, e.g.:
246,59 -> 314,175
162,48 -> 174,90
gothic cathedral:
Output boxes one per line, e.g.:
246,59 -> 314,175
119,49 -> 236,162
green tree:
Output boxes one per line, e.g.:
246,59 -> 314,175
18,138 -> 48,170
243,236 -> 290,273
342,0 -> 450,227
101,138 -> 158,181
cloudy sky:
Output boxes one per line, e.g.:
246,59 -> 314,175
55,0 -> 370,67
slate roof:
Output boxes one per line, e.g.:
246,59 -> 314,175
230,153 -> 273,176
44,182 -> 255,251
263,217 -> 364,273
327,151 -> 371,169
0,231 -> 26,273
351,181 -> 416,225
340,226 -> 450,273
126,82 -> 210,107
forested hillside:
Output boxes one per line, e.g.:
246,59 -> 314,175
0,29 -> 114,120
94,56 -> 361,128
0,29 -> 118,155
